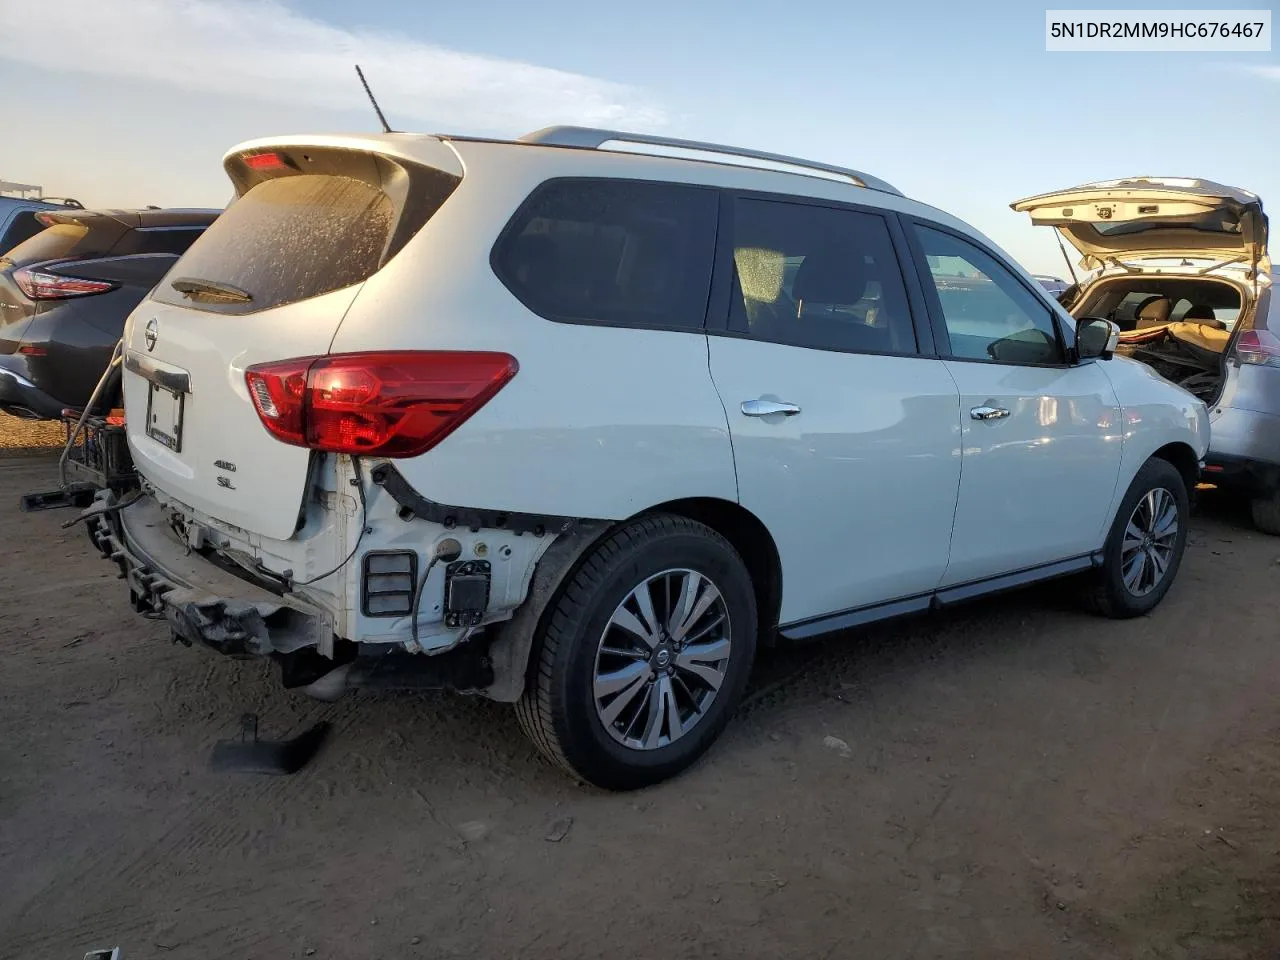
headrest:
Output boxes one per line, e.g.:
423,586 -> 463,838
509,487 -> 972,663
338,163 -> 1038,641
1182,304 -> 1218,322
1136,296 -> 1172,330
793,250 -> 870,306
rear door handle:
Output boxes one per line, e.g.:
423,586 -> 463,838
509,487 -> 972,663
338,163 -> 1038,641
741,399 -> 801,417
970,405 -> 1010,421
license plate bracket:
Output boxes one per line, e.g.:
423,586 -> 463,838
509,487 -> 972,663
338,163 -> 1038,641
146,382 -> 185,452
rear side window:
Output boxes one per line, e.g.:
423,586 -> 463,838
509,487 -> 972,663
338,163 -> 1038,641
493,179 -> 718,330
123,227 -> 208,256
727,198 -> 917,355
1,222 -> 90,267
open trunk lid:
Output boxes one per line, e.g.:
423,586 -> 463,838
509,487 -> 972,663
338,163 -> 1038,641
122,136 -> 462,541
1012,177 -> 1269,275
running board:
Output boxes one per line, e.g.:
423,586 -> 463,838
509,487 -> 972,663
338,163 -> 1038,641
778,552 -> 1102,642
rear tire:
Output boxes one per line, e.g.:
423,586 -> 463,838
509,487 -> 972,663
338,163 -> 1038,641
1082,458 -> 1189,618
1250,492 -> 1280,536
515,514 -> 757,790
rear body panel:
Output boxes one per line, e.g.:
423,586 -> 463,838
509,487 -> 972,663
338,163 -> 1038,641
0,209 -> 216,416
121,139 -> 464,541
1207,277 -> 1280,474
123,286 -> 360,540
14,256 -> 179,406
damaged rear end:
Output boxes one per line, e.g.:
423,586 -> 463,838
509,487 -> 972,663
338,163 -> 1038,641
88,133 -> 584,696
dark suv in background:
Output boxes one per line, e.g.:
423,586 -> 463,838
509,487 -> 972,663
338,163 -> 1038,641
0,196 -> 84,257
0,207 -> 219,418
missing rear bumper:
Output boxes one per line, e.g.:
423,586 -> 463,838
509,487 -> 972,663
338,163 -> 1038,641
87,494 -> 333,657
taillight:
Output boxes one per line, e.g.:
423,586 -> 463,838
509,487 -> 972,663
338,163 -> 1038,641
13,266 -> 115,301
245,358 -> 311,446
1234,330 -> 1280,367
245,351 -> 518,457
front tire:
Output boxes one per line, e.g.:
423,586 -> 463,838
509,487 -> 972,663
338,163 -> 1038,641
1083,458 -> 1189,618
515,515 -> 757,790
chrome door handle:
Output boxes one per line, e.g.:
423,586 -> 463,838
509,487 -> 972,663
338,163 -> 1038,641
970,405 -> 1010,421
741,399 -> 801,417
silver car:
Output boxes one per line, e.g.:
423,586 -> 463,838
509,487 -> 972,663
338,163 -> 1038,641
1015,178 -> 1278,533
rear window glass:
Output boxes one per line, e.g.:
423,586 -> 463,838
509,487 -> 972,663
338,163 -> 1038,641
1094,214 -> 1242,237
1,222 -> 90,267
0,211 -> 46,255
156,175 -> 394,313
493,179 -> 719,330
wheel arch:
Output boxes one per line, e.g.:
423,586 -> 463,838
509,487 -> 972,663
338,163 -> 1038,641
484,497 -> 782,702
635,497 -> 783,647
1150,441 -> 1201,496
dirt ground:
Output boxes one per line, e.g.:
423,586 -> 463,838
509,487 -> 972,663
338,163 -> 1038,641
4,418 -> 1280,960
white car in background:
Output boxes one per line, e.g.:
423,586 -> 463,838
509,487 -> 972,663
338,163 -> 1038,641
85,127 -> 1208,789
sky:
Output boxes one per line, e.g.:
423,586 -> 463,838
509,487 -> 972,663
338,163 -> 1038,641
0,0 -> 1275,276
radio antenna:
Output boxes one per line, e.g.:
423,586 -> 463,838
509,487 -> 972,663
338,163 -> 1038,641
355,64 -> 394,134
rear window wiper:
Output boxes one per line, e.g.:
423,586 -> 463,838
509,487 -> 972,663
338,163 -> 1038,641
170,276 -> 252,304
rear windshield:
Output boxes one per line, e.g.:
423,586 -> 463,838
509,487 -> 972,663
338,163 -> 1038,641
1094,213 -> 1243,238
154,175 -> 397,314
1,222 -> 90,267
0,211 -> 46,255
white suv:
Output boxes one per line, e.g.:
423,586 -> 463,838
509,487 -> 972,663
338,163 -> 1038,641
88,126 -> 1209,789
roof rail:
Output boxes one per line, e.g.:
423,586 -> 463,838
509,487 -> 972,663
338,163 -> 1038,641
518,126 -> 903,196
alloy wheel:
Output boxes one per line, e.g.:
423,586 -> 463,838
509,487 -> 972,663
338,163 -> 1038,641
593,568 -> 732,750
1121,487 -> 1179,597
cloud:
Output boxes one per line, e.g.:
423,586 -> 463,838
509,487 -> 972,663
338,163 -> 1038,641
1248,65 -> 1280,81
0,0 -> 667,133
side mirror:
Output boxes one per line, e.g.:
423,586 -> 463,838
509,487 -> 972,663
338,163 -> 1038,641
1075,317 -> 1119,361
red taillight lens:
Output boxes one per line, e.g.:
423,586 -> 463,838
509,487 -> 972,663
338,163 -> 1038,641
13,267 -> 116,301
1234,330 -> 1280,367
245,358 -> 311,446
244,352 -> 518,457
